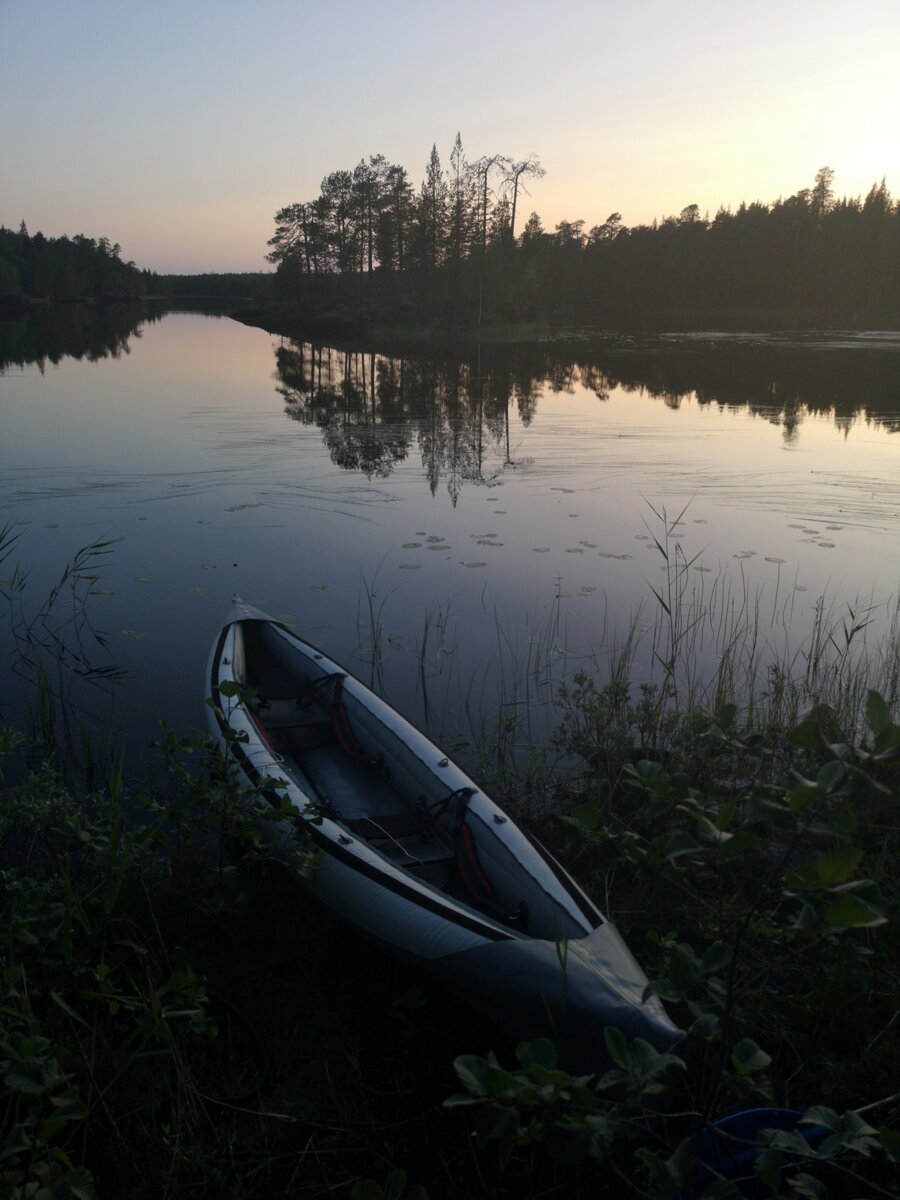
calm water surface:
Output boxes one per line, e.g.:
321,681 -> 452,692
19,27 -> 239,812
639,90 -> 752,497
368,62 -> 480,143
2,309 -> 898,768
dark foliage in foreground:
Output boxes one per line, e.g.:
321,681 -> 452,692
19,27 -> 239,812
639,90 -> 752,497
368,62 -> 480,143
1,687 -> 897,1198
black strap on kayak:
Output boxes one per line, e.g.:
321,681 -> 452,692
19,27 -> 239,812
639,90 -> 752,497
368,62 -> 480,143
448,787 -> 498,908
457,821 -> 497,906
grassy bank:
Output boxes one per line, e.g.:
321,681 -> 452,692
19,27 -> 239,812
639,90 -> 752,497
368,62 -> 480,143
2,679 -> 897,1199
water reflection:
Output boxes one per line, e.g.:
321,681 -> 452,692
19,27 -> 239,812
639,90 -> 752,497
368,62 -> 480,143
274,334 -> 900,499
0,301 -> 172,373
277,343 -> 540,502
2,310 -> 897,768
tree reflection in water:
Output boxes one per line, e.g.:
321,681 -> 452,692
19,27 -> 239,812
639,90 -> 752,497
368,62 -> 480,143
0,302 -> 168,373
274,334 -> 900,500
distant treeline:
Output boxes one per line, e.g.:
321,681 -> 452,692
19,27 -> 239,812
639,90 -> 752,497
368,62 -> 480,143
267,138 -> 899,327
160,272 -> 273,300
0,223 -> 149,306
0,224 -> 274,311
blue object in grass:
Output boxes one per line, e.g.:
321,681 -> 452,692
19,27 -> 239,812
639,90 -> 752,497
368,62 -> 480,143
695,1107 -> 829,1193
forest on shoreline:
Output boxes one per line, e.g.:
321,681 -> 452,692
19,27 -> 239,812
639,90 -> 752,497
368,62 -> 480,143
0,222 -> 150,311
0,224 -> 274,313
266,138 -> 899,329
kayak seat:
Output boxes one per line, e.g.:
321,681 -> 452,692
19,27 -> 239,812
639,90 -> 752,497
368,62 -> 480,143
299,743 -> 400,821
252,696 -> 322,728
273,722 -> 332,756
345,812 -> 429,841
345,815 -> 455,870
251,698 -> 332,755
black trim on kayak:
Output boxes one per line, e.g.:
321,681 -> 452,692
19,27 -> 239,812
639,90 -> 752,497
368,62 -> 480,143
519,825 -> 605,928
209,623 -> 513,945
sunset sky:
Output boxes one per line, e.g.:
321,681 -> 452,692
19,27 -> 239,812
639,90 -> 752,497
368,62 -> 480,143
2,0 -> 897,274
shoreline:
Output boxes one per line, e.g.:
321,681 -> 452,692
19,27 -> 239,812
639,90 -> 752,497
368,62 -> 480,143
229,302 -> 900,352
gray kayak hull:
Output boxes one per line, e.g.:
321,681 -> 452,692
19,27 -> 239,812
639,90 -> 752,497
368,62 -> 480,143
207,599 -> 682,1065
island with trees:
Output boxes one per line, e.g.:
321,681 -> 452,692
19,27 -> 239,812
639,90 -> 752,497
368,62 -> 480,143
253,137 -> 899,341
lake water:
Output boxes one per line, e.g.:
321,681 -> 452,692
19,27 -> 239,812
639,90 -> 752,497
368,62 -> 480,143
2,307 -> 898,773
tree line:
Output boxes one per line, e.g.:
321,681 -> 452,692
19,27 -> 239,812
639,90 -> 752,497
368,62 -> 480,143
0,225 -> 279,311
0,222 -> 150,307
267,141 -> 899,327
160,272 -> 273,301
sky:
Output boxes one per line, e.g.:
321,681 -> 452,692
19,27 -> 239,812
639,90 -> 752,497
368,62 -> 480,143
2,0 -> 898,274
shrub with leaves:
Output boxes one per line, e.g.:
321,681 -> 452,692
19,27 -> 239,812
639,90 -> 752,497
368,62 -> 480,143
447,693 -> 899,1197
